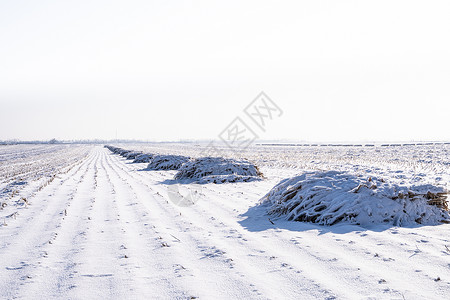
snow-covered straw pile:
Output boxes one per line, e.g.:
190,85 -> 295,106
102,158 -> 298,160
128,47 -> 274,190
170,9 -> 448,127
104,145 -> 122,153
123,151 -> 142,160
146,155 -> 190,170
174,157 -> 263,183
105,146 -> 265,182
262,171 -> 449,226
104,146 -> 154,163
104,146 -> 132,157
132,153 -> 153,163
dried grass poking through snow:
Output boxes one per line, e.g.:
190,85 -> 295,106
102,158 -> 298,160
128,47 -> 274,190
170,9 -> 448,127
146,155 -> 190,170
174,157 -> 263,183
262,171 -> 449,226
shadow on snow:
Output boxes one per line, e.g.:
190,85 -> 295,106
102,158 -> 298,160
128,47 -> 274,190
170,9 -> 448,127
238,202 -> 447,235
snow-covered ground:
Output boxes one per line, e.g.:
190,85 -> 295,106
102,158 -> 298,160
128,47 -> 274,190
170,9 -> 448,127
1,144 -> 449,299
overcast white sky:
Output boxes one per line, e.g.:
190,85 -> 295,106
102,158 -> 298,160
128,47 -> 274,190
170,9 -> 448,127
1,0 -> 449,142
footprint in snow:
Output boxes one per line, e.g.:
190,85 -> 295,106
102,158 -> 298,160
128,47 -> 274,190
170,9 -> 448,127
6,265 -> 26,271
82,274 -> 113,278
202,248 -> 225,259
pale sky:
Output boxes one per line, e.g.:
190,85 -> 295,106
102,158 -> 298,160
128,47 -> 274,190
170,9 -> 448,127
1,0 -> 449,142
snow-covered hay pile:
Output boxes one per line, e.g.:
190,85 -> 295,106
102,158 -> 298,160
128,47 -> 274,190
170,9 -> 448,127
104,146 -> 142,159
262,171 -> 449,226
114,148 -> 129,156
105,146 -> 128,155
119,150 -> 132,157
105,145 -> 122,153
124,151 -> 142,160
146,155 -> 190,170
132,153 -> 153,163
174,157 -> 263,183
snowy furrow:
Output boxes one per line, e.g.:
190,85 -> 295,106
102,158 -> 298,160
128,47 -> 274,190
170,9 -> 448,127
105,150 -> 266,299
18,151 -> 101,298
0,150 -> 97,299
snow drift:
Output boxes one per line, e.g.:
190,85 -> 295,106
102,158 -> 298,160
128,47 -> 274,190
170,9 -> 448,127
262,171 -> 449,226
174,157 -> 263,183
146,155 -> 190,170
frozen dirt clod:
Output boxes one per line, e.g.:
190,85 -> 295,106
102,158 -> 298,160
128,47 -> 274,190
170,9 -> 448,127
174,157 -> 263,183
261,170 -> 449,226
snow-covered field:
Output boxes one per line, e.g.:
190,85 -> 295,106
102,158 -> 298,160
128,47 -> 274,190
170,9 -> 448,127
1,143 -> 449,299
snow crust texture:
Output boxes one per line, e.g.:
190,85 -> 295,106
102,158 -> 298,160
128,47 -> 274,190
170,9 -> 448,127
263,171 -> 449,226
